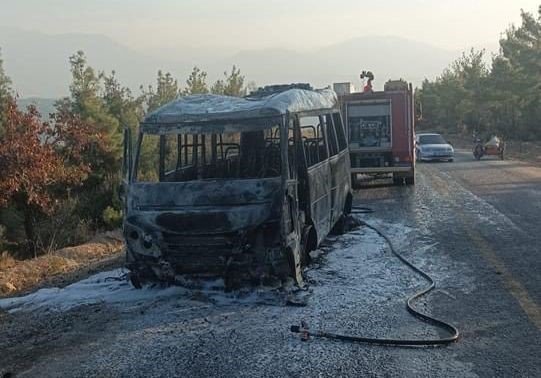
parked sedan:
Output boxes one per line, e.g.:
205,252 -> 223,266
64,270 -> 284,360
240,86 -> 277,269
415,133 -> 454,162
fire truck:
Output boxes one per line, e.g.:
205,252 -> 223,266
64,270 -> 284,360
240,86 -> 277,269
334,76 -> 415,186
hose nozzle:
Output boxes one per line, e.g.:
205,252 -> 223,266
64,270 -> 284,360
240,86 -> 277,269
290,321 -> 310,341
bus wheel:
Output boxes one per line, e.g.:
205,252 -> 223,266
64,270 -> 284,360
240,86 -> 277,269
405,175 -> 415,185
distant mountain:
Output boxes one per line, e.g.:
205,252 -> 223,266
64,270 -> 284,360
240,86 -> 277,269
0,27 -> 193,98
1,28 -> 466,98
222,36 -> 460,91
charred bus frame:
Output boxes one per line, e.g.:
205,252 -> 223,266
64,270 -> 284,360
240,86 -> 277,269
121,88 -> 352,288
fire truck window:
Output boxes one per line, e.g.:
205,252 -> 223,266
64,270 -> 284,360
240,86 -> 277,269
300,115 -> 328,167
347,103 -> 391,148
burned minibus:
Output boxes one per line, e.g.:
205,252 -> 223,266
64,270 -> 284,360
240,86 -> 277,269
121,86 -> 352,288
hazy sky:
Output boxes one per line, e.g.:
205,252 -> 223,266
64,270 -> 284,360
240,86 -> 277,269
1,0 -> 539,52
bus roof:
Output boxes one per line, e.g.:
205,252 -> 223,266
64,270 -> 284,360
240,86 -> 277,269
141,88 -> 337,134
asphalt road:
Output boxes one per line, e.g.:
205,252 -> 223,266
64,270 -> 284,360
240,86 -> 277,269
357,149 -> 541,377
1,150 -> 540,377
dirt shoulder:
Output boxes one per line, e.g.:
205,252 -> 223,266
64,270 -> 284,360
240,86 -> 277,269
444,134 -> 541,165
0,231 -> 124,298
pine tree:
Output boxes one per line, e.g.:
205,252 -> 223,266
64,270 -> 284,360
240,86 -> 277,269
499,7 -> 541,139
140,70 -> 180,112
183,66 -> 209,95
57,51 -> 122,223
211,65 -> 246,96
418,7 -> 541,140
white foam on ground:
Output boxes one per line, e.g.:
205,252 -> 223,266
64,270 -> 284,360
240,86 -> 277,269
0,269 -> 188,313
0,269 -> 294,313
0,219 -> 419,314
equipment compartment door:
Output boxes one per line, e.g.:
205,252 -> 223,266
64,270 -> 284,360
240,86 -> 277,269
347,100 -> 392,150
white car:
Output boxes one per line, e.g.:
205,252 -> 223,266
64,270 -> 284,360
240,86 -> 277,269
415,133 -> 454,162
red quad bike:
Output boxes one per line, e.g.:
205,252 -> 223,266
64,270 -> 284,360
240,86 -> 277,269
473,137 -> 505,160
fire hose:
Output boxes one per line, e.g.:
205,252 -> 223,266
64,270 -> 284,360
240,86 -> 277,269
290,206 -> 460,347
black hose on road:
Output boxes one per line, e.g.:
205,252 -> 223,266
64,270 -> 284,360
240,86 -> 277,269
291,206 -> 460,347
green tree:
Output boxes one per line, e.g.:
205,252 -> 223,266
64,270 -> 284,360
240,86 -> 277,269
418,7 -> 541,141
137,70 -> 181,180
140,70 -> 180,112
210,79 -> 225,95
417,49 -> 489,134
65,51 -> 122,155
453,49 -> 490,134
101,70 -> 145,224
183,66 -> 209,95
102,70 -> 143,135
498,7 -> 541,139
417,68 -> 467,132
58,51 -> 122,224
211,65 -> 246,96
484,56 -> 521,138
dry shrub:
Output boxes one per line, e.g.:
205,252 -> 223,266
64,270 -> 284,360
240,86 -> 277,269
33,198 -> 94,256
44,255 -> 78,276
0,251 -> 16,270
0,231 -> 123,296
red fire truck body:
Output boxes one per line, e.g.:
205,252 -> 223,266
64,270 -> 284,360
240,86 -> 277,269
336,81 -> 415,185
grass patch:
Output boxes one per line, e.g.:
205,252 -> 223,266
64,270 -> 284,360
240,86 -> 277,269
0,231 -> 124,297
